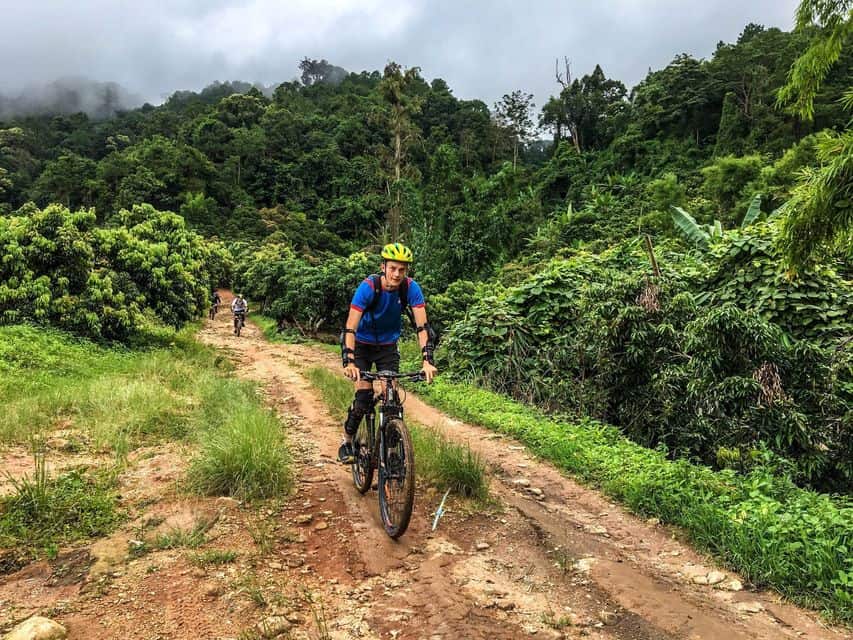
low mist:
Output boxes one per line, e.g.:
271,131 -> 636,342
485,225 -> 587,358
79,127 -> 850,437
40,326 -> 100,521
0,77 -> 144,120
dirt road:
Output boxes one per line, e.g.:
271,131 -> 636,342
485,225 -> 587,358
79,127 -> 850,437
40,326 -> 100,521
193,301 -> 846,640
1,301 -> 848,639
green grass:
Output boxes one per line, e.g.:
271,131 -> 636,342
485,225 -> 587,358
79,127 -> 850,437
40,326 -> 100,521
0,323 -> 292,505
154,522 -> 209,550
189,549 -> 238,566
0,325 -> 229,453
412,375 -> 853,623
410,425 -> 489,500
188,407 -> 293,501
305,366 -> 489,500
0,450 -> 123,554
250,314 -> 287,343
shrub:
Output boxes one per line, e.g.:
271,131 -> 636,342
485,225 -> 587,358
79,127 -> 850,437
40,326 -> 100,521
442,240 -> 852,490
0,203 -> 230,340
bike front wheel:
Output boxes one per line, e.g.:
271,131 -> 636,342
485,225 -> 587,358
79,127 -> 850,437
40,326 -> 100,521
378,418 -> 415,539
351,415 -> 375,494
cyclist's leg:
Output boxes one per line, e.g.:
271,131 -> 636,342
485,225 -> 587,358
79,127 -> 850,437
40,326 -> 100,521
339,343 -> 375,463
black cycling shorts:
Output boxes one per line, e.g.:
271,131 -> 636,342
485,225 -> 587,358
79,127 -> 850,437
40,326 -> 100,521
354,342 -> 400,373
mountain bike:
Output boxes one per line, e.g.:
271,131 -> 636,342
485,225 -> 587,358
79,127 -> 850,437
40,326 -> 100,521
209,302 -> 219,320
350,370 -> 423,539
233,311 -> 246,336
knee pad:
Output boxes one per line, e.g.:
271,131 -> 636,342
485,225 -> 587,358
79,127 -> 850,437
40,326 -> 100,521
344,389 -> 374,435
353,389 -> 373,412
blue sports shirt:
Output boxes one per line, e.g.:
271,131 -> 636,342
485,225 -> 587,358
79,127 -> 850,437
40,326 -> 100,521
350,277 -> 425,344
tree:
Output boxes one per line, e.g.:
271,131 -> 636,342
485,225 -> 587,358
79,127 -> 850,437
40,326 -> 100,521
31,153 -> 98,209
777,0 -> 852,120
777,0 -> 852,268
545,61 -> 627,153
379,62 -> 424,237
298,58 -> 347,87
494,90 -> 535,169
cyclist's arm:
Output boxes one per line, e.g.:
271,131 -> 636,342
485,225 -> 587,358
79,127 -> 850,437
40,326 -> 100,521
412,306 -> 437,381
342,307 -> 362,381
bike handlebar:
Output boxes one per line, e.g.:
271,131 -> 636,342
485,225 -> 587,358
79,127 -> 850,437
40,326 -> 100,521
359,370 -> 425,383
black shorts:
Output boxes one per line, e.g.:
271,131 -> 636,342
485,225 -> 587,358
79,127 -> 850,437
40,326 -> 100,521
354,342 -> 400,373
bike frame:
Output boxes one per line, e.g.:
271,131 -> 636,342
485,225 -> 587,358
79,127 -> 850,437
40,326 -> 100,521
362,380 -> 404,471
358,371 -> 422,466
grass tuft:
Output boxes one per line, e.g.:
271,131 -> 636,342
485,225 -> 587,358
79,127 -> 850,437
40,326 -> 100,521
0,451 -> 122,553
411,425 -> 489,500
188,405 -> 292,501
189,549 -> 238,566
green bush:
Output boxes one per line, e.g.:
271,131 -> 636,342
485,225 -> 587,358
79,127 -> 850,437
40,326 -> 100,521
701,154 -> 764,225
702,221 -> 852,343
0,203 -> 230,340
442,240 -> 852,491
236,244 -> 372,334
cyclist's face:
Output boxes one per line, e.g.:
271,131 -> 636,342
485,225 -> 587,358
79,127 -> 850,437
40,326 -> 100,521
383,260 -> 409,287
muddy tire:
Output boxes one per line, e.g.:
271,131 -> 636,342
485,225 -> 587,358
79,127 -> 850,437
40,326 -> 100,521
378,418 -> 415,539
352,416 -> 375,494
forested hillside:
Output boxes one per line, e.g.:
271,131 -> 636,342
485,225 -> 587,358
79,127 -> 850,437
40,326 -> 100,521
2,17 -> 850,485
1,5 -> 852,622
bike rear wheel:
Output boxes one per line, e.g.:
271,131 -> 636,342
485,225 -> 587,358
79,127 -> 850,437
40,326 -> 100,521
235,316 -> 243,336
378,418 -> 415,539
351,415 -> 375,494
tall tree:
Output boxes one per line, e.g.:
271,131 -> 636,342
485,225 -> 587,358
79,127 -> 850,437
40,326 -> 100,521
545,61 -> 627,152
494,90 -> 535,169
379,62 -> 423,237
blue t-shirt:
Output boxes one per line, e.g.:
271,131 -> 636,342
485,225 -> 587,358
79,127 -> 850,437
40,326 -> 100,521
350,277 -> 425,345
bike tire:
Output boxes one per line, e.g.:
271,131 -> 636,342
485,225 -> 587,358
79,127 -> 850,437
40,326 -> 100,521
351,416 -> 375,494
236,318 -> 242,337
378,418 -> 415,539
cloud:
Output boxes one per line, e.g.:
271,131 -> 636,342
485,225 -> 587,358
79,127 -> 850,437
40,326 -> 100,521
0,0 -> 798,112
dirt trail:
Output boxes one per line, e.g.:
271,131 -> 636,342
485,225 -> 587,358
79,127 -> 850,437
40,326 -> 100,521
194,295 -> 848,640
1,297 -> 849,639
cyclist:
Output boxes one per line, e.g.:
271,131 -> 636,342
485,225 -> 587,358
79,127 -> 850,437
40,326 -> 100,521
338,243 -> 438,464
231,293 -> 248,334
210,290 -> 221,317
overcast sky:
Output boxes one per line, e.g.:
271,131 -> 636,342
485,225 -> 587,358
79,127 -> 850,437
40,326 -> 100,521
1,0 -> 800,109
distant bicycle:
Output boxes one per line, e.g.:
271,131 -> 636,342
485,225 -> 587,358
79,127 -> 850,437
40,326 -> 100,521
209,302 -> 219,320
233,311 -> 246,336
350,370 -> 423,539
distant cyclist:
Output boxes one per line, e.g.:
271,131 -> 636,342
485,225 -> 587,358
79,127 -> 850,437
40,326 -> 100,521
210,290 -> 221,319
231,294 -> 248,335
338,243 -> 438,463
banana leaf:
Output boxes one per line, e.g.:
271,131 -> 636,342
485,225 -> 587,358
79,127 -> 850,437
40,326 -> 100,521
670,206 -> 710,249
741,193 -> 763,228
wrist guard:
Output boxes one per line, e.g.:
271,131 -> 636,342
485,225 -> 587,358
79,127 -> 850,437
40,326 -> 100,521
340,328 -> 356,367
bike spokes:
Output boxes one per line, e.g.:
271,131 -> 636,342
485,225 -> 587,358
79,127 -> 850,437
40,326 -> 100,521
351,416 -> 375,494
378,418 -> 414,538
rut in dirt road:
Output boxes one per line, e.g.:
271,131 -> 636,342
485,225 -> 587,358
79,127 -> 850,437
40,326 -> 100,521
200,297 -> 851,640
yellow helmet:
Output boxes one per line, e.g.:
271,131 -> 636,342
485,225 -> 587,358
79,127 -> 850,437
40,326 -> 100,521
380,242 -> 413,263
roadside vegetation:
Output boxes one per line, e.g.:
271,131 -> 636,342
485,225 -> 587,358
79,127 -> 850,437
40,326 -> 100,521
411,375 -> 853,622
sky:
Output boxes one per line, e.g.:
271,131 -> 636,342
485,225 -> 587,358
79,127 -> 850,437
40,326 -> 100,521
0,0 -> 801,110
